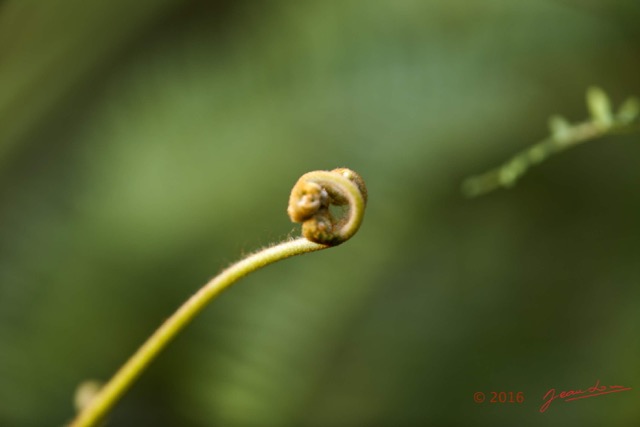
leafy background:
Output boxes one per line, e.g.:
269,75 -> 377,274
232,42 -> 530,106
0,1 -> 639,426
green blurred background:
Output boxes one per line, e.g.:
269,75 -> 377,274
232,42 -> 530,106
1,1 -> 639,426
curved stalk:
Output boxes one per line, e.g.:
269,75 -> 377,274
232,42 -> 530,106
69,168 -> 367,427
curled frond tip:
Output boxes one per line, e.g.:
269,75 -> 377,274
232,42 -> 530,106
288,168 -> 367,245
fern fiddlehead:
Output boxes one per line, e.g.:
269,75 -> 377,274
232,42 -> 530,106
69,168 -> 367,427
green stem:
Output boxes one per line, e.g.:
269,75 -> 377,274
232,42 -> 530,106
69,168 -> 367,427
461,87 -> 640,197
70,238 -> 327,427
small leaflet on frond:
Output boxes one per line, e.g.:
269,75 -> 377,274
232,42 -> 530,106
586,86 -> 613,129
548,115 -> 571,142
617,97 -> 640,124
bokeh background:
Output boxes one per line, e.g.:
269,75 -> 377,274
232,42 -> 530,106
1,1 -> 639,426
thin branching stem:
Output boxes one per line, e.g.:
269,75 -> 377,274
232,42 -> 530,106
462,87 -> 640,197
